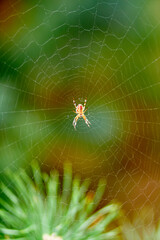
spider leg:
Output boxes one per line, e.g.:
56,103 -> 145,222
82,114 -> 91,128
83,98 -> 87,110
73,114 -> 79,130
83,107 -> 88,113
73,98 -> 77,108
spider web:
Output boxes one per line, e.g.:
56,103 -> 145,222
0,0 -> 160,228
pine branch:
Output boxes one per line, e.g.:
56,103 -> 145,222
0,162 -> 122,240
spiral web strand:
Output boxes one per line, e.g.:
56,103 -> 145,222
0,0 -> 160,231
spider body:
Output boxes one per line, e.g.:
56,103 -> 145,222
76,104 -> 83,115
73,98 -> 91,130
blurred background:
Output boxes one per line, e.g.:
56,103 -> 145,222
0,0 -> 160,220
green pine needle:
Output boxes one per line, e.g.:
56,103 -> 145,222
122,209 -> 160,240
0,162 -> 122,240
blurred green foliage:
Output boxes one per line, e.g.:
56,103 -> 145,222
0,0 -> 160,222
122,209 -> 160,240
0,162 -> 122,240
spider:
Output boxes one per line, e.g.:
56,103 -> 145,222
72,98 -> 91,130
